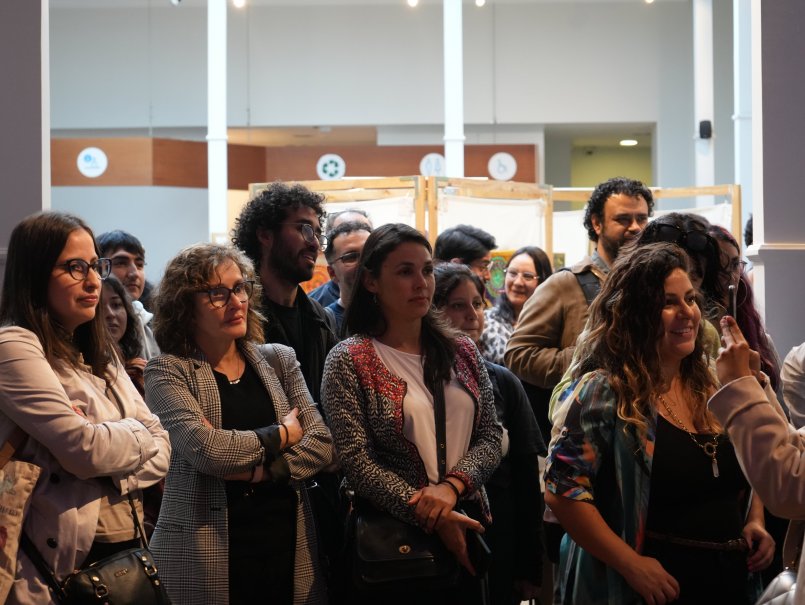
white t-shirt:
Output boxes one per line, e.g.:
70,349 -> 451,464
372,339 -> 475,485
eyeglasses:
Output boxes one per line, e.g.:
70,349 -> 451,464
55,258 -> 112,281
651,223 -> 713,253
331,250 -> 361,266
505,269 -> 538,283
198,280 -> 255,308
726,259 -> 748,274
110,256 -> 146,271
282,222 -> 327,251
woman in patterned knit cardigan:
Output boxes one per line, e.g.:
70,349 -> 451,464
321,224 -> 502,605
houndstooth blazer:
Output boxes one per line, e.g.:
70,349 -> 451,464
144,342 -> 334,605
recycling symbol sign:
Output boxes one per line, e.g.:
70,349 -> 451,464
316,154 -> 346,180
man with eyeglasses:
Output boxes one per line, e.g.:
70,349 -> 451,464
322,221 -> 372,338
309,208 -> 373,307
434,224 -> 497,283
97,229 -> 160,359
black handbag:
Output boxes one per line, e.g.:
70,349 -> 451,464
21,493 -> 171,605
350,381 -> 479,592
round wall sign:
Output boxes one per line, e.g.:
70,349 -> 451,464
487,152 -> 517,181
316,154 -> 346,180
77,147 -> 108,178
419,153 -> 446,177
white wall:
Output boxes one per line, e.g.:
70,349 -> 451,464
51,187 -> 209,282
49,2 -> 735,189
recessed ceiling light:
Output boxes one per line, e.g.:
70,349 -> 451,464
645,0 -> 655,4
476,0 -> 486,6
620,139 -> 639,147
407,0 -> 419,7
232,0 -> 245,7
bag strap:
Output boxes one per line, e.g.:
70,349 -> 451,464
574,270 -> 601,307
19,532 -> 67,602
432,382 -> 447,481
0,426 -> 26,470
128,492 -> 149,549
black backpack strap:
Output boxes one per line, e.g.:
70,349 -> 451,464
574,270 -> 601,307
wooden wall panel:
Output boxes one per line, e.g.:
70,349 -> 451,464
53,139 -> 538,187
152,139 -> 207,188
52,138 -> 153,185
264,144 -> 537,183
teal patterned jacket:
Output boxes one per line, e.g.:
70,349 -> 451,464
545,370 -> 655,605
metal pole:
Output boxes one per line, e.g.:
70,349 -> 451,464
207,0 -> 228,241
443,0 -> 465,178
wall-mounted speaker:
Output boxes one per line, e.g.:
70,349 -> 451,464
699,120 -> 713,139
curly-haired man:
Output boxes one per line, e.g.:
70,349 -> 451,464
232,181 -> 337,404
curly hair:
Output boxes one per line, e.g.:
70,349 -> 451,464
346,223 -> 459,388
628,212 -> 724,320
102,275 -> 144,361
0,211 -> 115,380
152,243 -> 265,357
574,242 -> 719,440
583,177 -> 654,242
231,182 -> 326,269
495,245 -> 553,324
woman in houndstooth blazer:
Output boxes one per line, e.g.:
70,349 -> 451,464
145,243 -> 334,605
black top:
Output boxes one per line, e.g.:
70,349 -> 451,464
647,415 -> 749,541
261,286 -> 337,405
214,362 -> 277,430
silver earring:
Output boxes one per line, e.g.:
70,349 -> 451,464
372,293 -> 378,305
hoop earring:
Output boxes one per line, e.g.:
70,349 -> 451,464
373,293 -> 378,305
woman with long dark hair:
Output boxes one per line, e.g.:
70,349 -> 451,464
545,242 -> 774,604
102,274 -> 146,394
0,211 -> 170,604
321,224 -> 502,604
479,246 -> 552,365
433,263 -> 545,604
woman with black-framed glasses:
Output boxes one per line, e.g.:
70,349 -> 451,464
144,243 -> 333,605
0,211 -> 170,604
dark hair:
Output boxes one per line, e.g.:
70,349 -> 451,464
96,230 -> 145,258
744,214 -> 753,248
232,182 -> 326,269
574,242 -> 718,439
495,246 -> 553,324
707,225 -> 780,391
629,213 -> 724,318
325,208 -> 372,235
432,263 -> 485,308
102,274 -> 143,361
433,225 -> 496,264
583,177 -> 655,242
324,221 -> 372,263
152,243 -> 265,356
0,212 -> 114,379
346,223 -> 458,387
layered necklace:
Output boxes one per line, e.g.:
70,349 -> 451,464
657,392 -> 720,478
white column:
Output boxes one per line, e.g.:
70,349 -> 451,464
732,0 -> 752,229
443,0 -> 464,178
207,0 -> 228,242
749,0 -> 805,359
693,0 -> 715,191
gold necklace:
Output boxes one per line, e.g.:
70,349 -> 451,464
657,393 -> 720,478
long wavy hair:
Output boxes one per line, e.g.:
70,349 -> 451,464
707,225 -> 781,391
152,243 -> 265,357
102,274 -> 144,361
0,212 -> 114,380
574,242 -> 719,439
346,223 -> 459,389
494,245 -> 553,324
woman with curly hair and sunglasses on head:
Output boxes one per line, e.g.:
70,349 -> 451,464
545,242 -> 774,605
0,212 -> 170,604
144,243 -> 333,605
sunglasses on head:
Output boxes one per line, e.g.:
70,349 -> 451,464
651,223 -> 713,253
